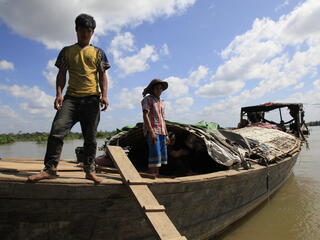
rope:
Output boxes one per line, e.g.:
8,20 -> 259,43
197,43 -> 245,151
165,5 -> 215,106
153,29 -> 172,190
261,156 -> 270,202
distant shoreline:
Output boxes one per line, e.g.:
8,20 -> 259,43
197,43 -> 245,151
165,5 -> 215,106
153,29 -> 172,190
0,131 -> 116,145
306,121 -> 320,127
1,122 -> 319,145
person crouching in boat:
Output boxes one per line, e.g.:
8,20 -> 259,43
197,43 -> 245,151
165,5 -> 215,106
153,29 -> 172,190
141,79 -> 170,177
166,132 -> 192,176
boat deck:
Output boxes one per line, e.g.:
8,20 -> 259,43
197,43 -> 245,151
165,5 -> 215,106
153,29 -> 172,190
0,153 -> 299,240
0,158 -> 256,185
0,158 -> 124,185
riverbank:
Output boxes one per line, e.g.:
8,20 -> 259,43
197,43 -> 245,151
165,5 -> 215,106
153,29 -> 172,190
0,131 -> 116,144
0,139 -> 107,159
2,119 -> 318,145
306,120 -> 320,126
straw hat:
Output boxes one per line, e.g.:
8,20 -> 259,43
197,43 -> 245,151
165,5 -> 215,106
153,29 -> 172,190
142,78 -> 168,96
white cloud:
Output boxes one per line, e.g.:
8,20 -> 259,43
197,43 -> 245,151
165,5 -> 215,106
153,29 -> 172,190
196,100 -> 243,127
111,85 -> 193,122
294,82 -> 304,90
116,45 -> 158,76
186,65 -> 209,87
0,60 -> 14,70
280,0 -> 320,45
218,40 -> 283,82
249,45 -> 320,99
194,0 -> 320,125
112,87 -> 144,110
162,65 -> 208,99
110,32 -> 135,55
275,0 -> 289,12
164,100 -> 173,116
164,76 -> 189,99
279,87 -> 320,122
0,104 -> 28,133
160,43 -> 170,56
197,0 -> 320,100
106,72 -> 114,89
313,79 -> 320,90
91,34 -> 100,46
110,32 -> 159,76
174,97 -> 194,112
0,84 -> 54,117
163,64 -> 170,70
0,0 -> 196,49
164,98 -> 194,121
43,59 -> 58,88
196,80 -> 245,98
0,104 -> 19,119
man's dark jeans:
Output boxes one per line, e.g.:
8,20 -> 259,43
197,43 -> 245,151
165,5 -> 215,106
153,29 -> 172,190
44,95 -> 100,175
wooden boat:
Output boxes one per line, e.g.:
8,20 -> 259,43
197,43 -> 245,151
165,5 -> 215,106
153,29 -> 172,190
0,103 -> 308,240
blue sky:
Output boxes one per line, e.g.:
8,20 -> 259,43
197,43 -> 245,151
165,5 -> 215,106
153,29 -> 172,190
0,0 -> 319,133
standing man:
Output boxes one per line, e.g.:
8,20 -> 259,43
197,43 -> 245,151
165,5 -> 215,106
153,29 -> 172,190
28,13 -> 110,184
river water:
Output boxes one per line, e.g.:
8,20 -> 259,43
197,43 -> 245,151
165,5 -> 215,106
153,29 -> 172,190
0,139 -> 107,160
0,127 -> 319,240
213,126 -> 320,240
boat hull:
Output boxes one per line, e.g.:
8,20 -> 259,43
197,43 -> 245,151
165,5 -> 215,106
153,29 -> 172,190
0,152 -> 298,240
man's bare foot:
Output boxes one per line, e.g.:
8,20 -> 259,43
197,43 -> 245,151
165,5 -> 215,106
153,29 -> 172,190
85,172 -> 102,184
27,172 -> 57,183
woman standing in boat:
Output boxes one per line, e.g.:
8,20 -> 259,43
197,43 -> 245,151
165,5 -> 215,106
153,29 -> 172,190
141,79 -> 170,177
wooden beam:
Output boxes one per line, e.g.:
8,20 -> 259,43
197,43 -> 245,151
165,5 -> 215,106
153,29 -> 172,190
96,166 -> 156,179
106,145 -> 187,240
143,205 -> 166,212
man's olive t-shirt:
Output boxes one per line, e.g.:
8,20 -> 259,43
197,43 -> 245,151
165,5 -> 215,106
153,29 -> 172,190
55,43 -> 110,97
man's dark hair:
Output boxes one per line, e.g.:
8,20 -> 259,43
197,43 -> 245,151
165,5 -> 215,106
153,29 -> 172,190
75,13 -> 96,30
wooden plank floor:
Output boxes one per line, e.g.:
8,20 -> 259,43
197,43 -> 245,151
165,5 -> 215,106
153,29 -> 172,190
0,156 -> 242,185
0,158 -> 124,184
0,157 -> 180,185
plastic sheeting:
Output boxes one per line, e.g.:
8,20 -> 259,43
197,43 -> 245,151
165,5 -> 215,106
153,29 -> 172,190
108,122 -> 300,167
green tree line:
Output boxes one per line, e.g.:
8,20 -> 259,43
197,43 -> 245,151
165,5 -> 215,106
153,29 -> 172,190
306,121 -> 320,126
0,131 -> 117,145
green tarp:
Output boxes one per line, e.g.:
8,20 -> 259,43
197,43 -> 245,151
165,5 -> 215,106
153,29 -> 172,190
185,120 -> 220,130
116,120 -> 220,133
